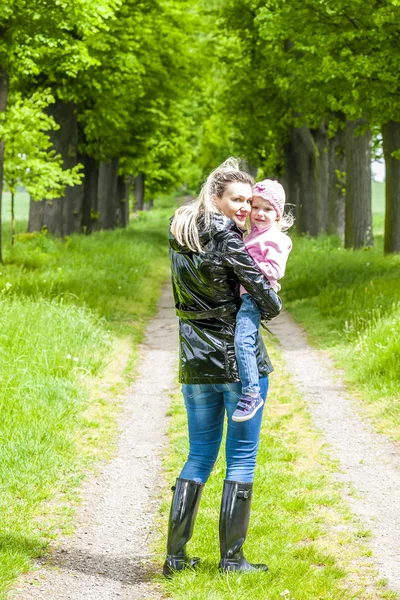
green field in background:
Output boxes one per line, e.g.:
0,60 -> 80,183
1,192 -> 30,222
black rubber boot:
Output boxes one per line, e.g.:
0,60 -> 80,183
163,477 -> 204,577
219,480 -> 268,573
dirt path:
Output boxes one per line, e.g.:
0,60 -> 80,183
8,290 -> 400,598
9,283 -> 177,600
269,311 -> 400,594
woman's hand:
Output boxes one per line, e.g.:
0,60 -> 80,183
219,231 -> 282,320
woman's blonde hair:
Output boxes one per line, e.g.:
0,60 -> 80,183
171,158 -> 254,253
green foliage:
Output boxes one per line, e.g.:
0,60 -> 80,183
196,0 -> 400,173
2,0 -> 398,209
0,91 -> 82,199
0,0 -> 119,78
74,0 -> 203,195
0,0 -> 205,236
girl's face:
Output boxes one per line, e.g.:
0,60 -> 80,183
214,182 -> 252,228
250,196 -> 278,230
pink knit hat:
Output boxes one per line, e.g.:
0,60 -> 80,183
252,179 -> 286,218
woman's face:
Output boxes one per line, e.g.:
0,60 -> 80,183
214,182 -> 252,228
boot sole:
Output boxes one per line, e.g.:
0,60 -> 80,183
219,560 -> 268,572
163,556 -> 200,577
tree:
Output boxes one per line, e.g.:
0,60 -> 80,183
382,122 -> 400,253
1,0 -> 119,239
0,66 -> 9,262
78,0 -> 201,208
210,0 -> 400,247
345,119 -> 373,248
0,91 -> 82,247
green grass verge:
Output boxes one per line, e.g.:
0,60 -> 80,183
159,341 -> 397,600
0,196 -> 175,596
282,231 -> 400,441
1,203 -> 173,339
0,297 -> 110,593
372,181 -> 385,235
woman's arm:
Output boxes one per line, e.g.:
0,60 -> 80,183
220,231 -> 282,319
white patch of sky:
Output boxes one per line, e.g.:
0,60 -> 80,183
372,160 -> 385,182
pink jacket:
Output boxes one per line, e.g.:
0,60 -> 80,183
240,224 -> 292,294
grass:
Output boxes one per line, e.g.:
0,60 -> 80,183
158,179 -> 399,599
0,180 -> 394,597
1,204 -> 173,340
0,194 -> 175,596
372,181 -> 385,234
281,231 -> 400,441
1,191 -> 30,223
0,298 -> 109,592
159,341 -> 397,600
277,179 -> 400,441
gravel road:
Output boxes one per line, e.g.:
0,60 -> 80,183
9,283 -> 177,600
8,290 -> 400,598
269,311 -> 400,594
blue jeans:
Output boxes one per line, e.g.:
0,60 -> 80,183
179,376 -> 268,484
234,294 -> 262,395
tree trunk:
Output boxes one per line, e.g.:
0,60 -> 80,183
314,122 -> 329,233
124,175 -> 132,225
382,121 -> 400,254
345,118 -> 373,249
80,155 -> 99,234
327,127 -> 346,237
98,157 -> 119,230
0,66 -> 9,263
28,199 -> 46,232
43,195 -> 63,236
290,125 -> 318,236
283,138 -> 300,222
116,174 -> 130,227
64,177 -> 82,235
33,100 -> 79,236
11,190 -> 15,246
133,172 -> 145,211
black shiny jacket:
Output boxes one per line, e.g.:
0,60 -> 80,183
169,213 -> 282,383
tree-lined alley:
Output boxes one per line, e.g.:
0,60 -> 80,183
1,0 -> 400,258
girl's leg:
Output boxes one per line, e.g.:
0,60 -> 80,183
180,383 -> 225,483
224,376 -> 269,482
234,295 -> 262,396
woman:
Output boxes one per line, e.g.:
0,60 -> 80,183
164,158 -> 281,576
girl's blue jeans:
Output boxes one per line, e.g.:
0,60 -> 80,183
179,376 -> 268,484
234,293 -> 262,395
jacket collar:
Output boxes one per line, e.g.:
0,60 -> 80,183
206,212 -> 243,235
169,212 -> 243,252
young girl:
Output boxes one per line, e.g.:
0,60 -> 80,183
232,179 -> 293,422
